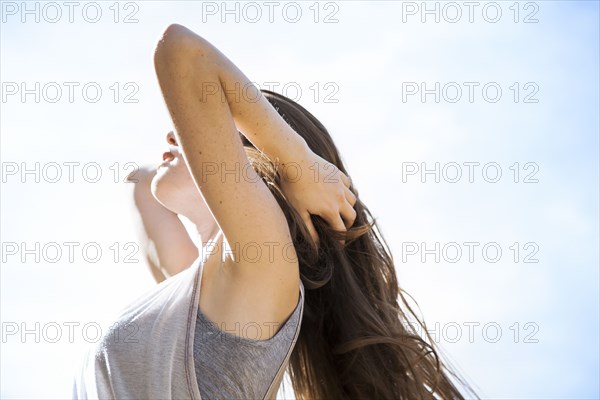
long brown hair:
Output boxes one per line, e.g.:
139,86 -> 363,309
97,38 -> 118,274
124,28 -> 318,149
242,89 -> 480,399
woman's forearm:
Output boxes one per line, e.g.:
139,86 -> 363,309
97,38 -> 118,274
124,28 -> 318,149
219,61 -> 310,168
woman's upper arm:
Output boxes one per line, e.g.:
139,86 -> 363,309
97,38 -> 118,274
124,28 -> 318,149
153,25 -> 298,280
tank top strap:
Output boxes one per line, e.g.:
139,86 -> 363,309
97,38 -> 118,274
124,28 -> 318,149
262,279 -> 305,400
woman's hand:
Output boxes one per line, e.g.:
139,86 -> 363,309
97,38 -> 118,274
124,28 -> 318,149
278,149 -> 357,247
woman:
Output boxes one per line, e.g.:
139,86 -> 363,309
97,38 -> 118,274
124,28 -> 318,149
73,24 -> 480,400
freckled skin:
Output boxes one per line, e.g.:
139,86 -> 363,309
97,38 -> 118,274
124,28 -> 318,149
149,23 -> 356,342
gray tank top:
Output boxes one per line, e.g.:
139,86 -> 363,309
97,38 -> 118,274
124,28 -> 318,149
194,292 -> 303,399
72,244 -> 305,400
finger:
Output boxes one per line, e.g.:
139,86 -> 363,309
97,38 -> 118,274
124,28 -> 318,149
340,202 -> 357,229
345,187 -> 357,207
322,211 -> 347,233
339,172 -> 351,188
321,211 -> 347,247
302,212 -> 320,247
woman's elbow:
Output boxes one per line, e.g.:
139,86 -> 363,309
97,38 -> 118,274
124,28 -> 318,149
153,24 -> 210,74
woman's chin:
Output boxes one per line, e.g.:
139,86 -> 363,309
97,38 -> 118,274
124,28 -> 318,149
150,171 -> 198,217
150,172 -> 175,211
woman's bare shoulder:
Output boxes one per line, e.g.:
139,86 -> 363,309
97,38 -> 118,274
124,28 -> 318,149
198,233 -> 300,341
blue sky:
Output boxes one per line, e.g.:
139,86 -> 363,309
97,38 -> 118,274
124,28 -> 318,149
1,1 -> 599,398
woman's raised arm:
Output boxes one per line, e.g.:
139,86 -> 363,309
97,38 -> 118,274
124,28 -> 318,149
153,24 -> 356,252
153,23 -> 293,251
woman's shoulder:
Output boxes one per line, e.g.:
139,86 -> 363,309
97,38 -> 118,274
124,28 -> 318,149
197,282 -> 303,346
199,232 -> 301,340
199,237 -> 302,342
